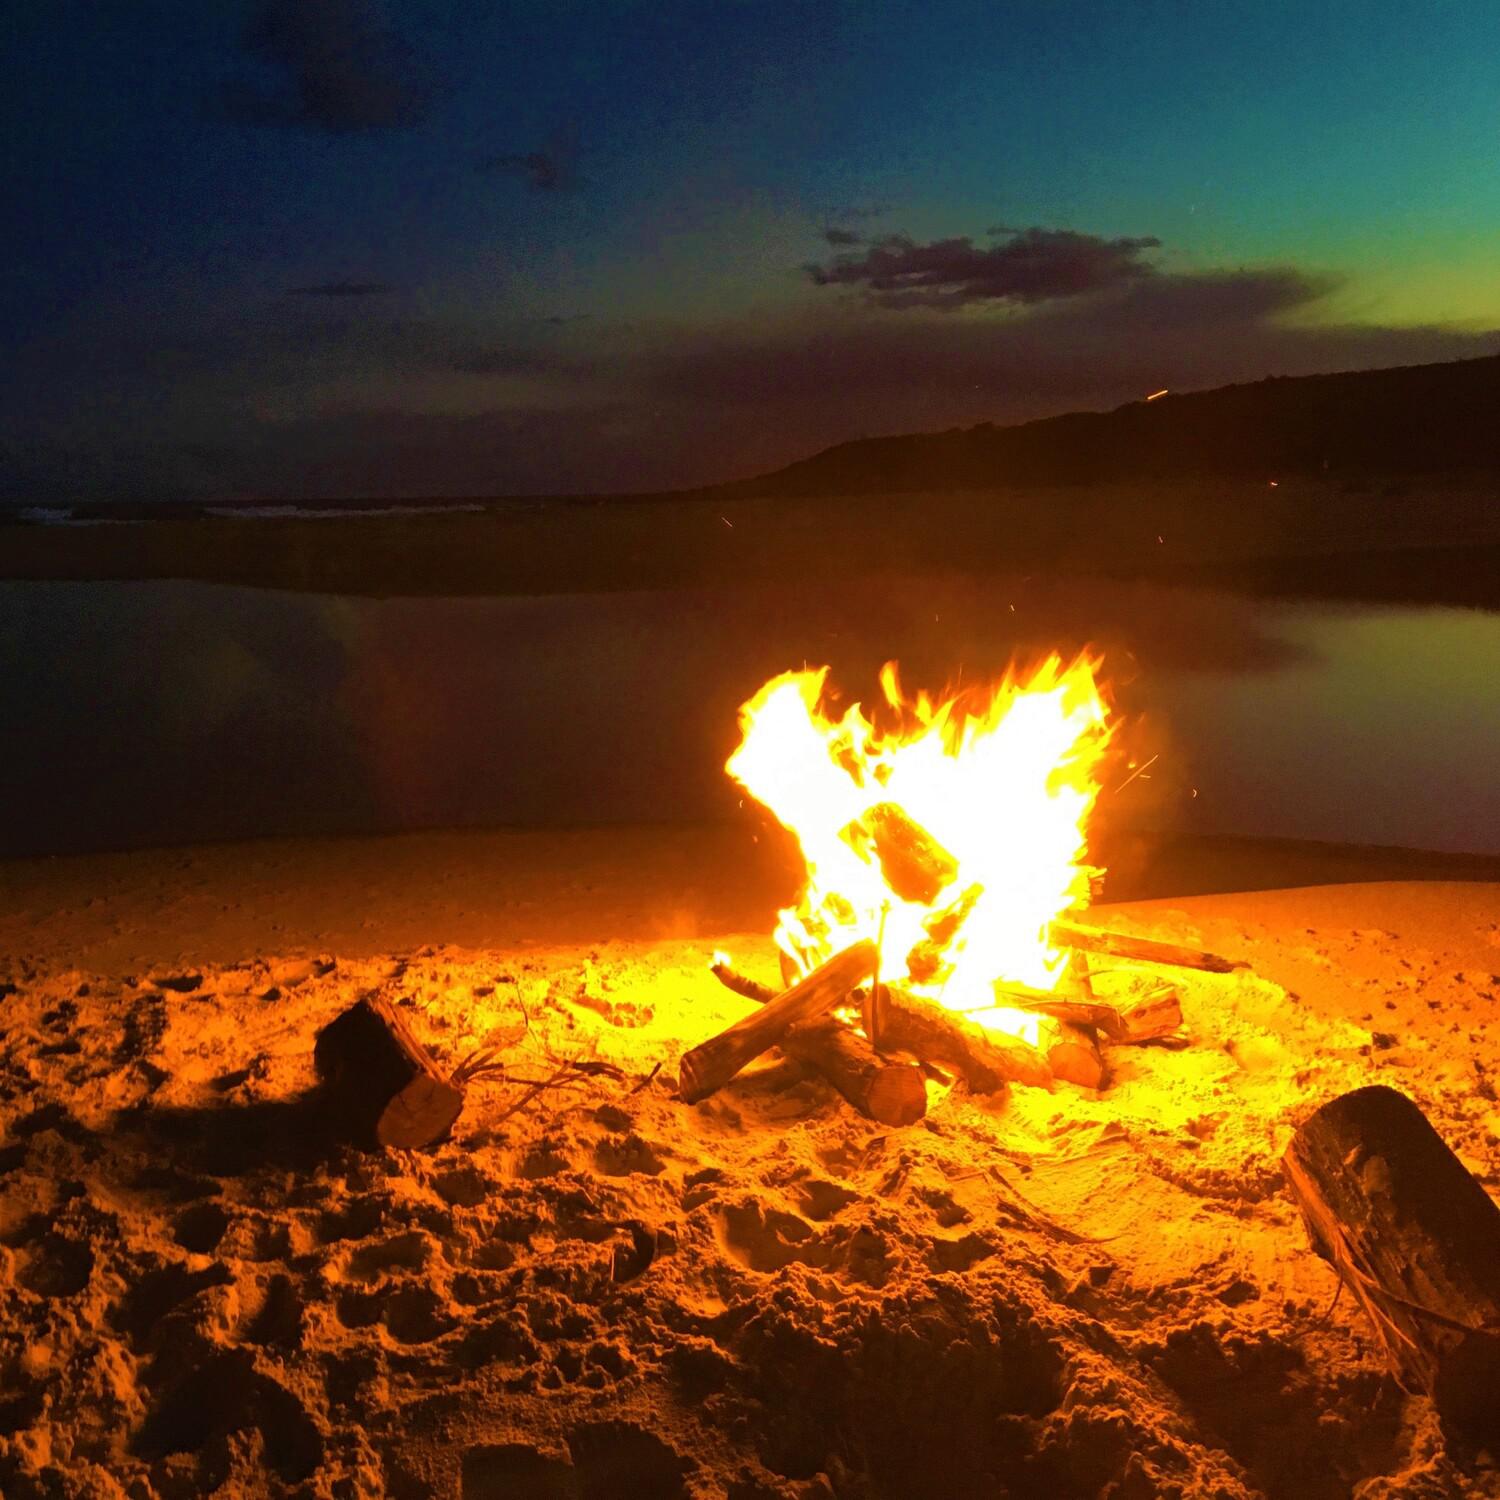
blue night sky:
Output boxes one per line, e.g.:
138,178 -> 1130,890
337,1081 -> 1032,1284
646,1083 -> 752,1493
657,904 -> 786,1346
4,0 -> 1499,499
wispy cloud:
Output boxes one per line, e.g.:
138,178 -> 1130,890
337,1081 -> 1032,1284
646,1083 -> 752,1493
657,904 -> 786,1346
821,226 -> 862,247
213,0 -> 435,133
807,226 -> 1162,309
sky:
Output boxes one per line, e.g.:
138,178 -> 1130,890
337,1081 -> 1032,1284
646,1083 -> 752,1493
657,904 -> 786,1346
4,0 -> 1500,501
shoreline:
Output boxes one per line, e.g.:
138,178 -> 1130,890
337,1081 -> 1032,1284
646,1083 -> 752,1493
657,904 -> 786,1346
5,479 -> 1500,609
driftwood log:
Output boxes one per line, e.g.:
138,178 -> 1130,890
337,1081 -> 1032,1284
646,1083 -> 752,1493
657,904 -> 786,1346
708,959 -> 927,1126
314,993 -> 465,1149
1042,1019 -> 1108,1089
873,983 -> 1052,1093
1282,1085 -> 1500,1444
997,982 -> 1185,1045
679,941 -> 878,1104
1049,919 -> 1243,975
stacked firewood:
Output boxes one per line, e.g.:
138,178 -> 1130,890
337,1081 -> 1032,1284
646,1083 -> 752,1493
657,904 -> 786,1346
678,919 -> 1244,1125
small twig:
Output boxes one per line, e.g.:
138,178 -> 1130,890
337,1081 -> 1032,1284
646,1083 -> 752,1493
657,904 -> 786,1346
1309,1276 -> 1346,1329
490,1057 -> 627,1124
513,978 -> 533,1039
630,1060 -> 663,1094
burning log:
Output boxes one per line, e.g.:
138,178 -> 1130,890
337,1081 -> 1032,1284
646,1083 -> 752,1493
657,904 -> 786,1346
873,983 -> 1053,1094
313,993 -> 465,1149
847,802 -> 958,906
906,882 -> 983,985
1282,1085 -> 1500,1444
995,982 -> 1185,1045
1049,919 -> 1244,975
679,941 -> 879,1105
708,958 -> 926,1126
1042,1019 -> 1108,1090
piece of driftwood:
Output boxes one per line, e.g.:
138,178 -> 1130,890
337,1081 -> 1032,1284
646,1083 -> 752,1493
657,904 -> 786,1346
873,982 -> 1052,1093
1043,1018 -> 1108,1089
313,993 -> 464,1149
996,982 -> 1185,1045
1282,1085 -> 1500,1444
1049,919 -> 1244,975
785,1018 -> 927,1125
708,958 -> 926,1126
679,940 -> 879,1104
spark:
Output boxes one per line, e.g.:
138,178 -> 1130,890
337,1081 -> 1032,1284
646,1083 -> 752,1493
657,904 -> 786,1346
1114,753 -> 1159,793
1146,388 -> 1169,401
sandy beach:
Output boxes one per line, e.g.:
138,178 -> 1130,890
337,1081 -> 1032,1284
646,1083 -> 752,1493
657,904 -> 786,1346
2,826 -> 1498,1497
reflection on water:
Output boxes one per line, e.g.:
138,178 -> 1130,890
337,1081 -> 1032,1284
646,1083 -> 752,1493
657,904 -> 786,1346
2,576 -> 1497,858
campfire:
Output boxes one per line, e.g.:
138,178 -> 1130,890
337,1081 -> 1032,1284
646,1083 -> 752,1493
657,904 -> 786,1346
680,655 -> 1237,1122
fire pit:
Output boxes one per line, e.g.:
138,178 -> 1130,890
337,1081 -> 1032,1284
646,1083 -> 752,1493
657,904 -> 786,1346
682,656 -> 1236,1118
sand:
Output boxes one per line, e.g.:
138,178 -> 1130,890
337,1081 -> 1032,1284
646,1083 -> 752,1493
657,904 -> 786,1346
2,828 -> 1498,1498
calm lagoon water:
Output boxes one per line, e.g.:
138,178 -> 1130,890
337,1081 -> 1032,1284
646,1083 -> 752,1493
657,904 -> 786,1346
3,576 -> 1498,859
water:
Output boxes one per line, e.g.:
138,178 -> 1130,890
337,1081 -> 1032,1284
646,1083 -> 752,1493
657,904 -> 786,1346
3,576 -> 1498,858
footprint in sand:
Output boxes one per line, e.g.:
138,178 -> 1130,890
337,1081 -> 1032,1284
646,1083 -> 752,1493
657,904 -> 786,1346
461,1420 -> 690,1500
171,1200 -> 230,1254
591,1133 -> 665,1177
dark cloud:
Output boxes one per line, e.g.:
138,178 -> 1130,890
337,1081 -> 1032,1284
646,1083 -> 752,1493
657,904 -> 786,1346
1103,267 -> 1340,326
214,0 -> 434,133
542,313 -> 593,326
286,281 -> 393,298
822,226 -> 862,247
808,227 -> 1162,309
479,126 -> 583,192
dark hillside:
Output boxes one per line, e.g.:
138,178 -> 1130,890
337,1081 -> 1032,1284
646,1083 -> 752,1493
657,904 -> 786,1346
720,352 -> 1500,497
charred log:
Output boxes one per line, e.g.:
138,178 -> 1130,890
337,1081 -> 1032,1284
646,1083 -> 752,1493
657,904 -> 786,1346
846,802 -> 959,906
906,882 -> 983,985
1282,1085 -> 1500,1444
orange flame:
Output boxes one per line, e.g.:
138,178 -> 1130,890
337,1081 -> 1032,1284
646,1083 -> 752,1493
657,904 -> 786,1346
727,654 -> 1111,1039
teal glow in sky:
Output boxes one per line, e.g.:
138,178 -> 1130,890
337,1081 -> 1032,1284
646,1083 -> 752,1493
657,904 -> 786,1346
3,0 -> 1498,498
